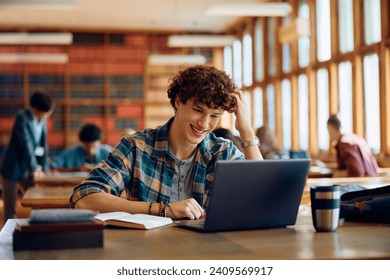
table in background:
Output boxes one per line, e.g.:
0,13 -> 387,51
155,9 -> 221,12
21,185 -> 74,209
301,176 -> 390,205
34,171 -> 89,186
1,207 -> 389,260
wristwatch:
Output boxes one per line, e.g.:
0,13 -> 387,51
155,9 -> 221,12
240,136 -> 260,148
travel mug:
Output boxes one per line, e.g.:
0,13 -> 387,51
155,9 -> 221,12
310,185 -> 340,232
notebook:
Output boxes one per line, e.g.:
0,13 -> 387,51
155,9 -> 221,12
177,159 -> 311,232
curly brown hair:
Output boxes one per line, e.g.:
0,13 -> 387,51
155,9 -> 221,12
167,65 -> 237,113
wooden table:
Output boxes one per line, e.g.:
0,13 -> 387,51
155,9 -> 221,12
301,176 -> 390,205
21,185 -> 74,209
1,207 -> 389,260
34,171 -> 89,186
307,166 -> 334,178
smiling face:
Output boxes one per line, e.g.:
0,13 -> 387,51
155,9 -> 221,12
174,98 -> 224,146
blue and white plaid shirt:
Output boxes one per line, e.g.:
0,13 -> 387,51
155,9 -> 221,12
70,118 -> 244,209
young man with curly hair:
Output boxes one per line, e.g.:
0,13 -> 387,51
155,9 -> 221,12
70,65 -> 263,220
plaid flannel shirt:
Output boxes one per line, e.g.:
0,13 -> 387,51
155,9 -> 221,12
70,118 -> 244,208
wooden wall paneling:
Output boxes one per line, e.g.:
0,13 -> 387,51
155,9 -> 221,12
329,62 -> 339,115
382,47 -> 390,155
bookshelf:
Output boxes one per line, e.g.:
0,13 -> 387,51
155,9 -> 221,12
143,64 -> 183,129
0,32 -> 211,153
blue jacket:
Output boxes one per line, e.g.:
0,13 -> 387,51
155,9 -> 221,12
0,109 -> 48,182
49,144 -> 112,169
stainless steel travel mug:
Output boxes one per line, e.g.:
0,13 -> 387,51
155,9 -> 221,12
310,185 -> 340,232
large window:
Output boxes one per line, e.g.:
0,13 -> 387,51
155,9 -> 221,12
254,19 -> 264,81
338,0 -> 354,53
316,0 -> 331,61
267,18 -> 276,76
281,79 -> 292,149
298,0 -> 310,67
243,28 -> 253,87
282,16 -> 291,73
232,40 -> 242,88
253,87 -> 263,129
364,0 -> 381,45
338,61 -> 353,134
223,46 -> 233,78
298,74 -> 309,150
266,84 -> 276,131
363,54 -> 380,153
317,68 -> 329,151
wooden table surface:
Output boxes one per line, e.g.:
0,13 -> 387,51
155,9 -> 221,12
33,171 -> 89,186
1,207 -> 389,260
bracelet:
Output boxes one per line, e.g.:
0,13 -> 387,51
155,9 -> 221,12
148,202 -> 154,215
158,201 -> 164,217
161,202 -> 168,217
166,203 -> 178,220
240,136 -> 260,148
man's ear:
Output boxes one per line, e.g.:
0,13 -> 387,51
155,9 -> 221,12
175,97 -> 181,108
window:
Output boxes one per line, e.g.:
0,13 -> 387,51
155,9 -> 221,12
233,40 -> 242,88
223,46 -> 233,78
364,0 -> 381,45
266,84 -> 275,131
298,0 -> 310,67
253,87 -> 263,129
338,0 -> 354,53
317,68 -> 329,151
267,18 -> 276,76
316,0 -> 331,61
338,61 -> 353,134
282,16 -> 291,73
254,19 -> 264,81
363,54 -> 380,153
243,29 -> 253,87
281,79 -> 292,149
298,74 -> 309,150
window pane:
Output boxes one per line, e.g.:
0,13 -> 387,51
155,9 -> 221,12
254,87 -> 263,129
267,18 -> 276,76
233,40 -> 242,88
298,0 -> 310,67
338,61 -> 353,134
282,79 -> 292,149
363,54 -> 380,153
254,19 -> 264,81
223,46 -> 233,78
282,16 -> 291,73
317,69 -> 329,151
338,0 -> 354,53
298,74 -> 309,150
282,44 -> 291,73
267,84 -> 275,131
316,0 -> 331,61
364,0 -> 381,45
243,30 -> 253,87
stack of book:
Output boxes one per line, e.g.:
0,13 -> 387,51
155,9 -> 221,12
13,209 -> 104,251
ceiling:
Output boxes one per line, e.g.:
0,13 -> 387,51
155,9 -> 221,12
0,0 -> 268,34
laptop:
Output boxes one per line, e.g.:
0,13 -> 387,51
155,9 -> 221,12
177,159 -> 311,232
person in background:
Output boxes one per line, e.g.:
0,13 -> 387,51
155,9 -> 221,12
255,126 -> 288,159
327,114 -> 378,177
0,91 -> 54,221
49,123 -> 112,172
212,127 -> 243,152
70,65 -> 263,220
